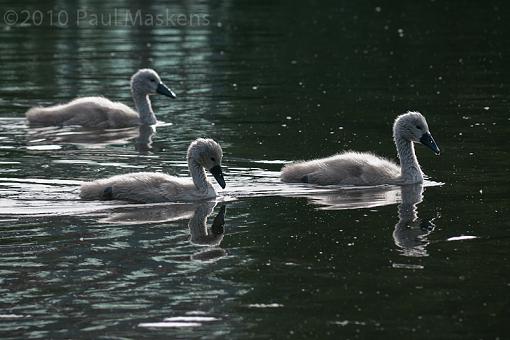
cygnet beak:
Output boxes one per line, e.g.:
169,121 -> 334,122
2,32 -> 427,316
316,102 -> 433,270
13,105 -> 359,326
210,165 -> 226,189
156,82 -> 176,98
419,132 -> 440,155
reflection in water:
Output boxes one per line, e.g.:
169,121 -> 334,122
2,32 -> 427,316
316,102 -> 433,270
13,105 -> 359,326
189,204 -> 225,246
134,124 -> 156,153
284,180 -> 440,211
301,185 -> 403,210
190,205 -> 227,261
285,182 -> 437,257
102,202 -> 227,261
26,124 -> 158,151
392,184 -> 436,257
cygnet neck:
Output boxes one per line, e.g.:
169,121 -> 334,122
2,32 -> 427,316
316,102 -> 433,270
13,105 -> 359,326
132,89 -> 157,125
394,133 -> 423,183
188,157 -> 210,192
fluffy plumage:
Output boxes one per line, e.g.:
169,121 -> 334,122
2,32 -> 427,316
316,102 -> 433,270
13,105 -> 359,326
26,69 -> 175,128
80,138 -> 226,203
281,111 -> 440,186
281,151 -> 401,185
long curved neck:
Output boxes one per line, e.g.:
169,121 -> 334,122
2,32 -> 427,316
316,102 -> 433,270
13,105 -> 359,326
132,90 -> 156,125
394,135 -> 423,183
188,158 -> 209,192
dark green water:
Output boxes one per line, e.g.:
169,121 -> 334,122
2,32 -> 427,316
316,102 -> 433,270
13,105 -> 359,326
0,0 -> 509,339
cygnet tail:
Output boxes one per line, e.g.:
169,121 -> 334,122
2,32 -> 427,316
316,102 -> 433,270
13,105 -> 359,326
80,181 -> 112,201
25,106 -> 69,126
280,162 -> 312,183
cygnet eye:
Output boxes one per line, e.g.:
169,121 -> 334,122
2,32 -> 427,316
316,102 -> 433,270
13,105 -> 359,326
210,157 -> 216,162
150,78 -> 156,82
416,125 -> 422,130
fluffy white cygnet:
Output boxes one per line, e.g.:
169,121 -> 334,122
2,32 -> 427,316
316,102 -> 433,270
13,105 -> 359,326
281,111 -> 440,186
80,138 -> 226,203
26,69 -> 175,128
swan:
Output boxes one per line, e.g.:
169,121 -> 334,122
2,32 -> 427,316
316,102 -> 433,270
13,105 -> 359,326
281,111 -> 440,186
80,138 -> 226,203
25,69 -> 175,128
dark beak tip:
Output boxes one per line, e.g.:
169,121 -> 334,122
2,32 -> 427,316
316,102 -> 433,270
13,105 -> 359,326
156,83 -> 176,98
420,132 -> 440,155
210,165 -> 226,189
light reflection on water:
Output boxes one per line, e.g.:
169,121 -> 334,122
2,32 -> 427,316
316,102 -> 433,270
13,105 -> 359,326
0,196 -> 243,337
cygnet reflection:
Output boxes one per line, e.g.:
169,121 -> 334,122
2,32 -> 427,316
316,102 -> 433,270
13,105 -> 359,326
392,183 -> 436,257
134,124 -> 156,152
301,185 -> 404,210
100,202 -> 227,261
296,183 -> 437,256
26,124 -> 157,151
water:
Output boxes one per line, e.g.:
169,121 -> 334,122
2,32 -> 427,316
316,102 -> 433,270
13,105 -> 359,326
0,0 -> 509,338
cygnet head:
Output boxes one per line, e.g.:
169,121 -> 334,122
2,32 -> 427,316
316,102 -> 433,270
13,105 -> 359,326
130,68 -> 176,98
393,111 -> 440,155
188,138 -> 226,189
